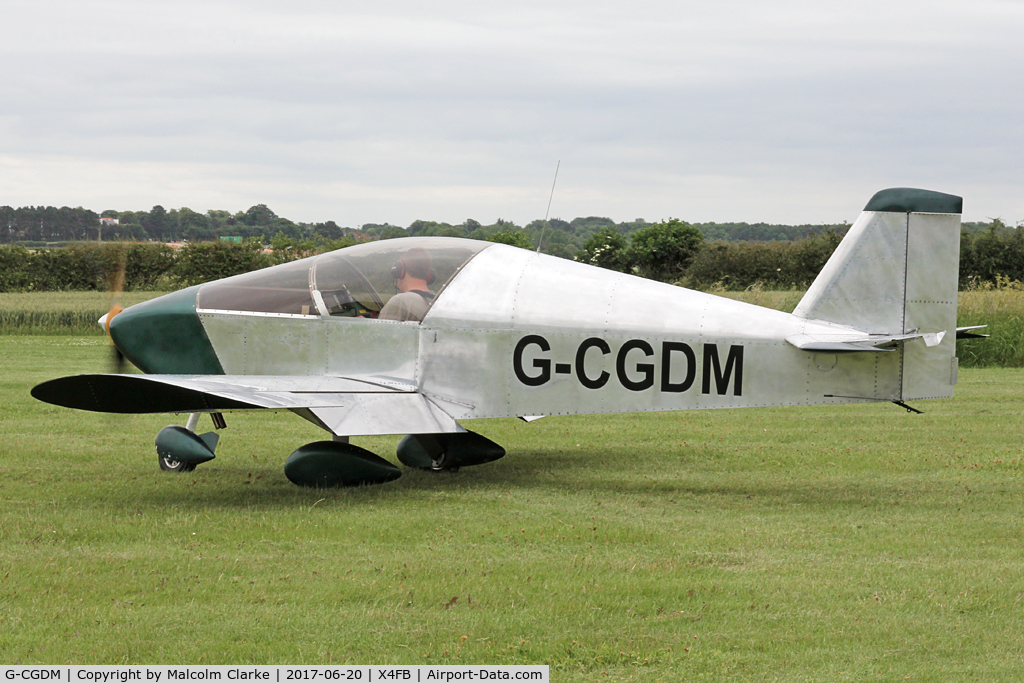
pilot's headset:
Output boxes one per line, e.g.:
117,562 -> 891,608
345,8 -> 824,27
390,248 -> 436,288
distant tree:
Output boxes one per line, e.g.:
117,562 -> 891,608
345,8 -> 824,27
118,223 -> 149,241
0,206 -> 16,242
960,218 -> 1024,285
576,227 -> 629,272
626,218 -> 704,282
488,230 -> 533,250
569,217 -> 615,233
379,226 -> 407,240
184,225 -> 217,242
119,210 -> 146,227
206,210 -> 233,229
243,204 -> 278,226
690,221 -> 849,243
268,232 -> 319,263
143,205 -> 170,241
267,218 -> 302,240
539,230 -> 575,259
177,207 -> 210,232
362,223 -> 401,237
312,220 -> 344,240
407,220 -> 464,237
407,220 -> 433,236
618,219 -> 649,235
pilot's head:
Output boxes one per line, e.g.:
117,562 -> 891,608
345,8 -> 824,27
391,248 -> 435,292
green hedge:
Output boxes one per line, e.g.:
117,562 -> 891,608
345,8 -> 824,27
0,243 -> 177,292
0,241 -> 269,292
684,232 -> 842,290
1,227 -> 1022,294
171,240 -> 272,288
683,228 -> 1024,291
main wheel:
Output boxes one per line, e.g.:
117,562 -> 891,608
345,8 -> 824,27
284,441 -> 401,487
158,453 -> 197,472
429,450 -> 451,471
397,432 -> 505,471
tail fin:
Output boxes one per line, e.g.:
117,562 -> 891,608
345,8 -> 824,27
794,188 -> 963,400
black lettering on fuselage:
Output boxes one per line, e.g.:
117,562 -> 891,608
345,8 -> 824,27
513,335 -> 551,386
702,343 -> 743,396
616,339 -> 655,391
511,335 -> 743,396
661,341 -> 696,392
576,337 -> 611,389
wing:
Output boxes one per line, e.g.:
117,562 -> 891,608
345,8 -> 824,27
31,374 -> 462,436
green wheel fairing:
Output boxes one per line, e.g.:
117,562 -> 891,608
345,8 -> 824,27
285,441 -> 402,487
109,285 -> 225,375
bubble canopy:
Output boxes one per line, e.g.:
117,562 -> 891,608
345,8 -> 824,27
196,237 -> 491,319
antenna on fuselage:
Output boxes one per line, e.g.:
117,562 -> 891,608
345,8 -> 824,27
536,160 -> 560,253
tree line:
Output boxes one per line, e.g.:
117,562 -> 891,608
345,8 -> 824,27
1,203 -> 848,255
0,236 -> 352,292
0,220 -> 1020,293
0,204 -> 349,244
1,203 -> 1010,254
1,204 -> 1021,292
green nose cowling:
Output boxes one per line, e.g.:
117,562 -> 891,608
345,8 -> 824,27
109,285 -> 225,375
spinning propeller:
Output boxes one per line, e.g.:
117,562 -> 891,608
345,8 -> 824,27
102,245 -> 128,374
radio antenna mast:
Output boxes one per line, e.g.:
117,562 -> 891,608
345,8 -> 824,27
536,160 -> 560,253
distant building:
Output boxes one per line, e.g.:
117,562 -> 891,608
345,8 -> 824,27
99,217 -> 119,226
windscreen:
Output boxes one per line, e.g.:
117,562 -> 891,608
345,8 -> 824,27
196,237 -> 490,319
197,256 -> 316,315
312,237 -> 490,319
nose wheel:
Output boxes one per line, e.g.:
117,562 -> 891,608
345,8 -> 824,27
155,413 -> 222,473
158,454 -> 197,472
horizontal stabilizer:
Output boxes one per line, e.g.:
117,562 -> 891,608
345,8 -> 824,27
786,330 -> 944,353
956,325 -> 989,340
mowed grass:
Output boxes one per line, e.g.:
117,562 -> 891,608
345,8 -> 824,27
1,337 -> 1023,679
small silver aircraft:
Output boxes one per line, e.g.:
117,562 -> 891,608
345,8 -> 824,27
32,187 -> 983,487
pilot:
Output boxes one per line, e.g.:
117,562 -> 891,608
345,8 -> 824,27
378,247 -> 435,322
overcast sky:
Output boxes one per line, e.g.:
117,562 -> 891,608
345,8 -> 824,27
1,0 -> 1022,226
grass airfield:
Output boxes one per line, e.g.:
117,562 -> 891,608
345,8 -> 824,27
1,336 -> 1023,680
